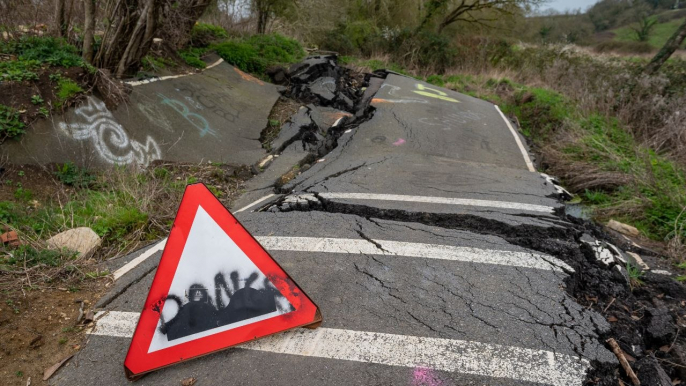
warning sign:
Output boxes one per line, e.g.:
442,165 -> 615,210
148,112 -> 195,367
124,184 -> 321,379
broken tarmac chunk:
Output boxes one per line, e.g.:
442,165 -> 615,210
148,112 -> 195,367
636,355 -> 672,386
645,306 -> 676,346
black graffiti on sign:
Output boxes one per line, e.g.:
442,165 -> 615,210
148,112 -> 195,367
155,271 -> 291,341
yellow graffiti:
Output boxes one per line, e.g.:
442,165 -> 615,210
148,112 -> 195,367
412,83 -> 460,103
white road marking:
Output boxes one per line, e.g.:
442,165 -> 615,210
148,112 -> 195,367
234,193 -> 276,213
92,311 -> 589,386
126,58 -> 224,86
256,236 -> 573,272
495,105 -> 536,172
652,269 -> 673,276
112,239 -> 167,281
317,192 -> 555,213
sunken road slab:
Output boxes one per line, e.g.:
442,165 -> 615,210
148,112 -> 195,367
5,58 -> 279,168
55,212 -> 613,386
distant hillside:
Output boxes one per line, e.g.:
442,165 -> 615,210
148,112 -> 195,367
610,9 -> 686,49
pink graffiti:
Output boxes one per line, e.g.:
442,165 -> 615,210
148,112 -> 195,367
411,366 -> 447,386
393,138 -> 406,146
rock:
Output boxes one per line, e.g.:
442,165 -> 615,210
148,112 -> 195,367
46,227 -> 101,257
645,306 -> 676,346
635,355 -> 672,386
607,219 -> 640,237
626,251 -> 650,270
0,230 -> 20,247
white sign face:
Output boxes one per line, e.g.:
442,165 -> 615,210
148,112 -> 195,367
148,206 -> 292,353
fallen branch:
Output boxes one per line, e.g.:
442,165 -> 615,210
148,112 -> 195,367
607,338 -> 640,386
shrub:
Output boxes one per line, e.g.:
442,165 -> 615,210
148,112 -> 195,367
190,23 -> 228,47
593,40 -> 654,54
55,162 -> 95,188
214,40 -> 265,74
244,34 -> 305,64
1,36 -> 83,68
213,34 -> 304,76
0,60 -> 39,82
6,245 -> 74,268
0,104 -> 26,140
179,47 -> 208,69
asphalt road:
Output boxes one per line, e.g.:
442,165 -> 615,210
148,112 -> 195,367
52,72 -> 615,385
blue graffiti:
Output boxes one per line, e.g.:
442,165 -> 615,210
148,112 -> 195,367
158,93 -> 217,137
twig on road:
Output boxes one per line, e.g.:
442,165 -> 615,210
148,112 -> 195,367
607,338 -> 640,386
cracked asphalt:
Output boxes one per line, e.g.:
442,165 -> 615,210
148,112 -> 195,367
52,71 -> 617,385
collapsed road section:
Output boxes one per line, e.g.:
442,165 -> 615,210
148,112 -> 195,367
53,57 -> 686,385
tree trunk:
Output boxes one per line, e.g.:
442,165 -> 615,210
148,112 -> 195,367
82,0 -> 95,63
257,8 -> 267,34
115,0 -> 157,78
159,0 -> 213,50
96,0 -> 162,78
54,0 -> 66,37
644,18 -> 686,75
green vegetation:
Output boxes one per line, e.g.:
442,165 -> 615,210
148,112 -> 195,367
5,245 -> 76,268
190,23 -> 229,47
213,34 -> 305,77
626,262 -> 645,290
55,78 -> 83,107
0,59 -> 39,82
54,162 -> 95,188
389,67 -> 686,245
141,55 -> 177,72
614,15 -> 686,49
0,105 -> 26,140
31,95 -> 44,105
1,36 -> 84,68
179,47 -> 209,69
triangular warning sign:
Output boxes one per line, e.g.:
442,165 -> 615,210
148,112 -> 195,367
124,184 -> 321,379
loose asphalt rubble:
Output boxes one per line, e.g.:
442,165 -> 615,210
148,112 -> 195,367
45,56 -> 686,385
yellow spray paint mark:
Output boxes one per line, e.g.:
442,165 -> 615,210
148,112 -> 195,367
412,84 -> 460,103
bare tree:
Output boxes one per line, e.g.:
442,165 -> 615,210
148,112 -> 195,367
418,0 -> 544,34
54,0 -> 67,36
82,0 -> 95,63
95,0 -> 163,78
632,15 -> 657,42
644,18 -> 686,75
251,0 -> 295,34
159,0 -> 213,50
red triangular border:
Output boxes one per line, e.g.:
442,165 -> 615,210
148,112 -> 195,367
124,184 -> 321,379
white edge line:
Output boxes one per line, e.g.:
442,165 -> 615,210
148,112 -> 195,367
91,311 -> 589,386
495,105 -> 536,172
256,236 -> 573,273
112,238 -> 167,281
126,58 -> 225,87
317,192 -> 555,214
234,193 -> 276,213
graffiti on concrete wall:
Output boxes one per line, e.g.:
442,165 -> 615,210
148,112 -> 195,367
173,83 -> 240,124
137,103 -> 174,133
58,97 -> 161,167
158,93 -> 217,138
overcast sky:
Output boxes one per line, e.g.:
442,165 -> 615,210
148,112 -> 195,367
541,0 -> 599,13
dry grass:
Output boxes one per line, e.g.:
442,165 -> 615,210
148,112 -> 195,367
0,162 -> 252,292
